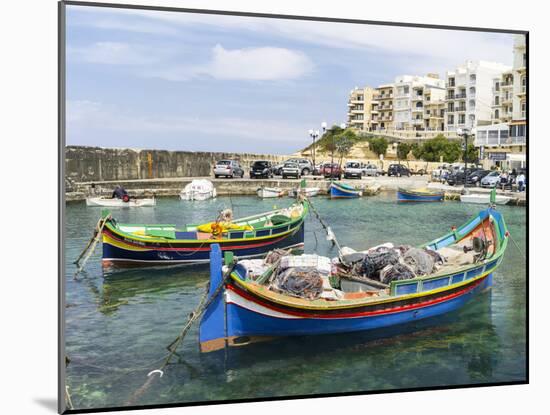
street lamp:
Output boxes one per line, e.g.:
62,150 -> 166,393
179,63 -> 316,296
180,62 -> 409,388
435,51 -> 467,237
457,127 -> 476,184
308,129 -> 320,173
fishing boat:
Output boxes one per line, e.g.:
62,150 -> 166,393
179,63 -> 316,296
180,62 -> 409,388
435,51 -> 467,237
257,186 -> 284,198
86,197 -> 156,207
199,207 -> 508,352
460,193 -> 510,205
288,187 -> 320,198
180,179 -> 217,201
329,182 -> 362,199
397,188 -> 444,202
101,201 -> 308,270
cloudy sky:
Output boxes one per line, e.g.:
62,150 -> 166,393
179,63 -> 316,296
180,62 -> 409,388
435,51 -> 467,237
66,4 -> 514,154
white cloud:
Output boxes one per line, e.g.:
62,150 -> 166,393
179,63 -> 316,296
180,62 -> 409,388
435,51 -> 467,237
149,44 -> 313,81
67,42 -> 162,65
76,7 -> 514,68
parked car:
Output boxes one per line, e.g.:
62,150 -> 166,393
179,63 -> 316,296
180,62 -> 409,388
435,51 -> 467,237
466,169 -> 491,187
446,169 -> 475,186
249,160 -> 273,179
214,160 -> 244,178
387,164 -> 411,177
410,168 -> 427,176
281,162 -> 301,179
362,163 -> 380,177
321,162 -> 342,180
480,171 -> 501,188
273,158 -> 313,176
344,161 -> 363,179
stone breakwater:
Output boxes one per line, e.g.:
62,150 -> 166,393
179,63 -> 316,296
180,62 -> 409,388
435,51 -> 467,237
66,177 -> 382,201
65,146 -> 288,183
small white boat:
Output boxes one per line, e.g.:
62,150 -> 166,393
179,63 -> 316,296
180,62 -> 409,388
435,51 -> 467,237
288,187 -> 320,198
460,193 -> 510,205
180,180 -> 217,201
257,186 -> 284,198
86,197 -> 156,207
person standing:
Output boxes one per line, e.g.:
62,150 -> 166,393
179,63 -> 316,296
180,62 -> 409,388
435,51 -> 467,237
516,172 -> 526,192
499,171 -> 508,190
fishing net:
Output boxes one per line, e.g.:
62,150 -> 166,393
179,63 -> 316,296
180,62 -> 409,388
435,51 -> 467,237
355,247 -> 401,280
270,267 -> 324,300
402,247 -> 437,276
264,249 -> 289,264
379,263 -> 416,284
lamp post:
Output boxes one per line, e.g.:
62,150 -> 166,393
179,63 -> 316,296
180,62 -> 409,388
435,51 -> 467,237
457,127 -> 475,186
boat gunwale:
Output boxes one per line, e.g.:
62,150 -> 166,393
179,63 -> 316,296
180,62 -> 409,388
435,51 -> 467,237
397,187 -> 445,197
103,201 -> 309,244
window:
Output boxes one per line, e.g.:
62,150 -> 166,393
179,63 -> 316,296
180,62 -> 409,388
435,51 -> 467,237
458,114 -> 466,124
494,109 -> 499,119
495,96 -> 499,105
521,102 -> 526,118
521,76 -> 526,93
448,115 -> 454,124
495,82 -> 500,92
448,103 -> 454,112
403,86 -> 409,94
500,129 -> 509,139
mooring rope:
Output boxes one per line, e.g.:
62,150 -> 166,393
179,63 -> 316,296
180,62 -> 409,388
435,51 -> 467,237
125,262 -> 236,406
73,215 -> 110,279
508,231 -> 526,261
307,198 -> 343,259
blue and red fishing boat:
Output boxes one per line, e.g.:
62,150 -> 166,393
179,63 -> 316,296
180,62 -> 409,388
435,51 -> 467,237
100,201 -> 308,271
199,207 -> 508,352
397,187 -> 444,202
329,182 -> 362,199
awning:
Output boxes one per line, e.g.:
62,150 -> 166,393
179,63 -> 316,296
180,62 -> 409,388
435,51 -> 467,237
509,120 -> 527,126
507,153 -> 526,161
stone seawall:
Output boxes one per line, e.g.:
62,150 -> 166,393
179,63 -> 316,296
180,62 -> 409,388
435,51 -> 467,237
65,146 -> 288,183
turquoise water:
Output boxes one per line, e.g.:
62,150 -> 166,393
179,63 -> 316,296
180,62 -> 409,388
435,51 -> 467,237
64,194 -> 527,410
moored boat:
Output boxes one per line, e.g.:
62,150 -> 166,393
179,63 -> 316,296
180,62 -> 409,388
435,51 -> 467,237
288,187 -> 320,198
397,187 -> 444,203
199,207 -> 508,352
460,193 -> 510,205
257,186 -> 285,198
329,182 -> 362,199
180,179 -> 217,201
101,200 -> 308,271
86,197 -> 156,207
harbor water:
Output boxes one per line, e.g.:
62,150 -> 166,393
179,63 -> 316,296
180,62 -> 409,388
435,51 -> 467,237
64,193 -> 527,410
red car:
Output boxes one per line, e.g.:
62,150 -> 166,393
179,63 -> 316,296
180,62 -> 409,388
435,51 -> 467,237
320,162 -> 342,180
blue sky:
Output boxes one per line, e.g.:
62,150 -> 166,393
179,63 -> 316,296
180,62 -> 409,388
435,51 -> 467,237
66,5 -> 514,154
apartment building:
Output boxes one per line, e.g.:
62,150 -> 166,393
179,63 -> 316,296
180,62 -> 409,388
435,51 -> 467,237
445,61 -> 510,132
393,74 -> 445,131
476,35 -> 526,169
347,86 -> 375,132
423,87 -> 446,131
371,84 -> 394,130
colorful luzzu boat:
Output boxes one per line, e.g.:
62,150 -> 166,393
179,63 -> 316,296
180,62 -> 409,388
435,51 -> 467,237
329,182 -> 363,198
199,207 -> 508,352
397,187 -> 444,202
100,201 -> 308,271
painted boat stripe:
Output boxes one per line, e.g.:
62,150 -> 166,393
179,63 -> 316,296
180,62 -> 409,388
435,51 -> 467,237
226,276 -> 484,319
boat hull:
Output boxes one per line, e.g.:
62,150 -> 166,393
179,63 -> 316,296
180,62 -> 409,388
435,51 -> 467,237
86,197 -> 156,207
397,189 -> 444,203
222,273 -> 491,339
288,188 -> 320,197
460,194 -> 510,205
102,222 -> 305,267
257,188 -> 284,198
329,183 -> 362,199
180,191 -> 216,201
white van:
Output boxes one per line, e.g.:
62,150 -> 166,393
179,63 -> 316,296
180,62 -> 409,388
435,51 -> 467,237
344,161 -> 363,179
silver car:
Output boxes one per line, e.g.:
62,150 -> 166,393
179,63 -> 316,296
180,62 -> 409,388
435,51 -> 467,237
362,163 -> 380,177
281,162 -> 301,179
480,171 -> 501,187
214,160 -> 244,178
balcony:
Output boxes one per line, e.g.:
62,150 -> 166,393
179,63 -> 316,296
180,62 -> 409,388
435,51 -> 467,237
456,107 -> 467,112
517,86 -> 526,96
446,95 -> 456,100
455,93 -> 467,99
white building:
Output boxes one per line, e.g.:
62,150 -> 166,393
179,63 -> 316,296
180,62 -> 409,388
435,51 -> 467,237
445,61 -> 510,132
393,74 -> 445,130
475,34 -> 527,169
